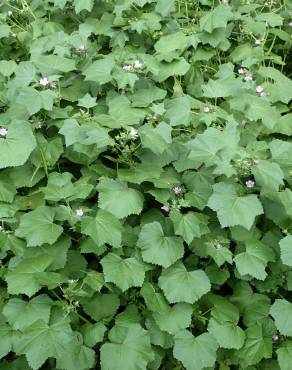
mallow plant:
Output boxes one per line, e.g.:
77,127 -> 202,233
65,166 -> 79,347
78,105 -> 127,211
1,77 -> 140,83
0,0 -> 292,369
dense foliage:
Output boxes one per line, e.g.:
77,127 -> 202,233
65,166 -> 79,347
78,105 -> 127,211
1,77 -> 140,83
0,0 -> 292,369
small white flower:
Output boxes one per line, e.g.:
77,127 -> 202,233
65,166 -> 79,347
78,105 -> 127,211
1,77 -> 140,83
78,44 -> 85,51
36,121 -> 43,129
50,82 -> 57,89
134,60 -> 143,69
254,159 -> 260,165
255,39 -> 261,45
75,208 -> 84,217
289,22 -> 292,27
122,65 -> 132,72
256,85 -> 264,93
39,77 -> 49,86
203,106 -> 210,113
161,205 -> 169,212
244,73 -> 253,81
11,32 -> 17,37
241,120 -> 247,126
272,334 -> 279,342
222,0 -> 228,3
130,127 -> 139,139
74,300 -> 80,307
68,279 -> 77,284
173,186 -> 182,195
8,10 -> 13,16
238,68 -> 244,74
0,127 -> 8,137
260,91 -> 267,97
215,243 -> 223,250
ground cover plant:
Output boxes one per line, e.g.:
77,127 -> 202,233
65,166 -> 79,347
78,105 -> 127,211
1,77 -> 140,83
0,0 -> 292,369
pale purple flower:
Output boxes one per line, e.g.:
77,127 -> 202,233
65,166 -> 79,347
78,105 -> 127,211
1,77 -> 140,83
39,77 -> 49,87
272,334 -> 279,342
122,65 -> 132,72
75,208 -> 84,217
256,85 -> 264,93
0,127 -> 8,137
238,68 -> 244,74
203,106 -> 210,113
245,180 -> 255,188
161,205 -> 169,212
255,39 -> 261,45
244,73 -> 253,81
173,186 -> 182,195
134,60 -> 143,69
129,127 -> 139,139
260,91 -> 267,97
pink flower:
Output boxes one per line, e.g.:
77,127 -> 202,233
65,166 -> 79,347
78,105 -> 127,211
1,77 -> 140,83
161,205 -> 169,212
0,127 -> 8,137
203,106 -> 210,113
244,73 -> 253,81
173,186 -> 182,194
245,180 -> 255,188
256,85 -> 264,93
272,334 -> 279,342
260,91 -> 267,97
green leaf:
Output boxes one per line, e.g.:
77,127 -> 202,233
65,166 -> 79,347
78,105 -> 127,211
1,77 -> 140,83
5,255 -> 54,297
83,57 -> 115,84
252,160 -> 284,192
16,316 -> 74,370
15,87 -> 56,115
277,341 -> 292,370
140,122 -> 172,155
153,303 -> 193,335
78,93 -> 97,109
74,0 -> 94,13
200,4 -> 233,33
3,295 -> 52,330
0,181 -> 16,203
0,324 -> 16,359
270,299 -> 292,337
100,323 -> 154,370
137,222 -> 184,268
158,262 -> 211,304
207,182 -> 264,230
81,322 -> 107,347
279,236 -> 292,267
97,178 -> 144,219
207,302 -> 245,349
0,121 -> 36,169
164,96 -> 193,127
170,210 -> 209,244
15,206 -> 63,246
173,330 -> 219,370
31,55 -> 76,73
83,293 -> 120,322
234,240 -> 274,280
155,0 -> 175,16
101,253 -> 146,291
153,58 -> 190,82
81,210 -> 123,248
237,323 -> 272,366
154,32 -> 188,53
